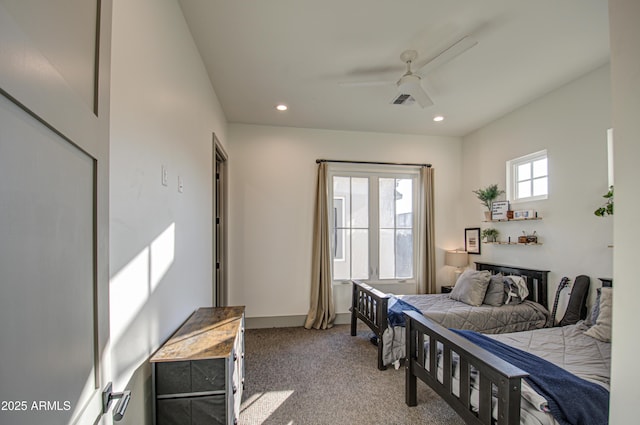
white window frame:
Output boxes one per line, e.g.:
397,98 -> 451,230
328,164 -> 421,285
332,196 -> 346,261
506,150 -> 548,203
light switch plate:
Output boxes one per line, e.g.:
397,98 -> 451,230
161,165 -> 168,186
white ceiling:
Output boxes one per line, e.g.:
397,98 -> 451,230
178,0 -> 610,137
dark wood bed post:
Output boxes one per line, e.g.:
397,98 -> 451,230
350,280 -> 390,370
405,314 -> 417,407
350,281 -> 358,337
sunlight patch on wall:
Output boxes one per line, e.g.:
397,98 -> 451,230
110,246 -> 150,344
151,222 -> 175,291
110,222 -> 176,345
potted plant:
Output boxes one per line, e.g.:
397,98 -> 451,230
594,185 -> 614,217
472,184 -> 505,220
481,228 -> 499,243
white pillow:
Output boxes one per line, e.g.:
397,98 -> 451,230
449,270 -> 491,307
584,287 -> 612,342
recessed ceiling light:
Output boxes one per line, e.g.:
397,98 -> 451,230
275,104 -> 288,111
433,115 -> 444,122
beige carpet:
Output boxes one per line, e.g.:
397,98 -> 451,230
239,324 -> 464,425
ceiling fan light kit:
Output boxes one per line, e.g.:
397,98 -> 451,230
395,73 -> 433,108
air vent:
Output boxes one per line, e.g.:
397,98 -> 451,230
391,93 -> 415,105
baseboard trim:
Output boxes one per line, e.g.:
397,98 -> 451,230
245,312 -> 351,329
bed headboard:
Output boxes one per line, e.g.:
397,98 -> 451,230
474,262 -> 549,309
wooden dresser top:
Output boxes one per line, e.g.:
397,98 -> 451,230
150,306 -> 245,363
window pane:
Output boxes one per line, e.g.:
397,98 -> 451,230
396,229 -> 413,279
332,229 -> 349,280
379,229 -> 394,279
533,177 -> 548,196
533,158 -> 547,178
379,178 -> 395,228
352,229 -> 369,279
507,151 -> 548,202
517,163 -> 531,181
518,181 -> 531,198
396,179 -> 413,228
333,177 -> 351,227
332,209 -> 344,260
351,177 -> 369,227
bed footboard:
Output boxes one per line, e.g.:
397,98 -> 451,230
350,280 -> 390,370
404,310 -> 528,424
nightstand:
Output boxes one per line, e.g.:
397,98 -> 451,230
441,285 -> 454,294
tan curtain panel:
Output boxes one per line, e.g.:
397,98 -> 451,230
418,166 -> 436,294
304,162 -> 335,329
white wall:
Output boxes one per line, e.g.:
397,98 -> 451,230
608,0 -> 640,422
461,65 -> 613,310
109,0 -> 227,423
227,124 -> 463,321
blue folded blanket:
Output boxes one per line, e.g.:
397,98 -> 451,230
387,296 -> 422,327
452,329 -> 609,425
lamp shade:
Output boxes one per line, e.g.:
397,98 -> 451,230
445,250 -> 468,268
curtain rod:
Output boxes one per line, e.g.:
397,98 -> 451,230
316,159 -> 431,167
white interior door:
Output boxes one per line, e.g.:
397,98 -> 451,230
0,95 -> 103,425
0,1 -> 112,424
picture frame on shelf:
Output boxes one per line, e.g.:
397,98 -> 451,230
465,227 -> 481,255
491,201 -> 509,220
514,209 -> 537,220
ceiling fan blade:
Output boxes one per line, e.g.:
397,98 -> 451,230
415,35 -> 478,75
338,80 -> 394,87
408,86 -> 433,108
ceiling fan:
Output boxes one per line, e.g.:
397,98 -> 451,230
341,36 -> 478,108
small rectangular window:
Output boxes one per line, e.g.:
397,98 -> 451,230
507,150 -> 548,202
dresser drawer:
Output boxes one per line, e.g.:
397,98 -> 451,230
156,358 -> 227,395
191,395 -> 227,425
156,398 -> 190,425
192,359 -> 227,392
156,395 -> 227,425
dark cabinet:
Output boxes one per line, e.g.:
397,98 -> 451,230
151,307 -> 245,425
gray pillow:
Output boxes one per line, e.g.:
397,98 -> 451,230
450,270 -> 491,306
585,287 -> 612,342
483,274 -> 506,306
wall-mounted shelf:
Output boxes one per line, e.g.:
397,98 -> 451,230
483,241 -> 543,246
483,217 -> 543,223
482,216 -> 542,245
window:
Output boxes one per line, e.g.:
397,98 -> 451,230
329,165 -> 420,283
507,150 -> 548,202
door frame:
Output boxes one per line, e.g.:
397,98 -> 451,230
213,134 -> 229,307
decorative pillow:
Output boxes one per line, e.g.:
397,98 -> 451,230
449,270 -> 491,307
483,274 -> 506,306
585,287 -> 612,342
503,276 -> 528,305
587,288 -> 602,326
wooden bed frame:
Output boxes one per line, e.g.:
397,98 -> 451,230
404,310 -> 527,424
350,262 -> 550,370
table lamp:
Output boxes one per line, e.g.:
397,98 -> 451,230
445,250 -> 469,284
